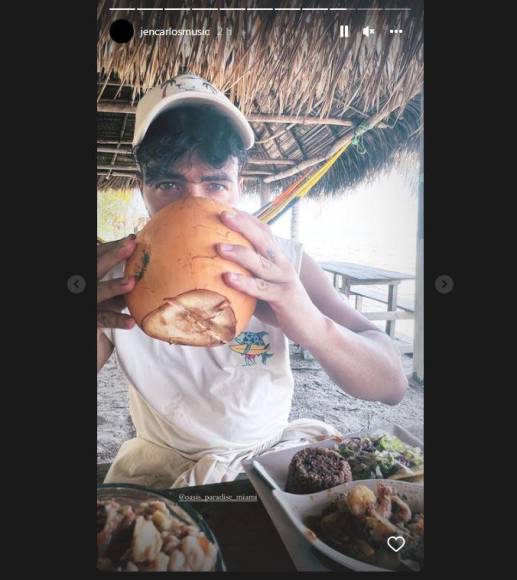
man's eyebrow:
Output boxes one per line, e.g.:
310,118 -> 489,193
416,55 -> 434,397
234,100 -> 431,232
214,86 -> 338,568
148,172 -> 232,183
199,173 -> 232,182
150,172 -> 186,182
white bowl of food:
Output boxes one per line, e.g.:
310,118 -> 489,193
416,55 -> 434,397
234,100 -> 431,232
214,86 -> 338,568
273,479 -> 424,572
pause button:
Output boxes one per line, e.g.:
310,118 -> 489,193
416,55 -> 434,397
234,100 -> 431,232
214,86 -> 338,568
340,25 -> 349,38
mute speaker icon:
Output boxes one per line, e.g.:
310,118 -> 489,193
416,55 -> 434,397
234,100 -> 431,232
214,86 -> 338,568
362,27 -> 375,37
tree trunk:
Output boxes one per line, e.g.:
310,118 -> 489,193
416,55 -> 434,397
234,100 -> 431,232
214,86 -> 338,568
259,180 -> 272,207
412,130 -> 424,384
290,202 -> 300,241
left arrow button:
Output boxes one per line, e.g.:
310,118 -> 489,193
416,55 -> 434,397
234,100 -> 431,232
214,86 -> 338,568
67,275 -> 86,294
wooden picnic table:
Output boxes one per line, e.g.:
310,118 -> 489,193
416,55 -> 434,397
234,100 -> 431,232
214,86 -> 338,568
318,261 -> 415,337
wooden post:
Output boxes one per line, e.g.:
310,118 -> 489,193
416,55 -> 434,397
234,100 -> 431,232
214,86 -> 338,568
290,202 -> 300,241
386,283 -> 399,337
412,133 -> 424,383
342,278 -> 351,298
259,179 -> 272,207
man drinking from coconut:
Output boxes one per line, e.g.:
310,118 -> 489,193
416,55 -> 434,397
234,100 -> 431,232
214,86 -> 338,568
97,74 -> 407,488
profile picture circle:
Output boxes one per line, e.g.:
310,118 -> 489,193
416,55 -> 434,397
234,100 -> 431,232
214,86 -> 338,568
109,19 -> 134,44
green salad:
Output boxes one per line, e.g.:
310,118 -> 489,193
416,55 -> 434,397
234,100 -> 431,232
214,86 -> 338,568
338,434 -> 424,481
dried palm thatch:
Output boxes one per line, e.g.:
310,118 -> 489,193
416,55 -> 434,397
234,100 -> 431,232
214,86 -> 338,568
97,0 -> 423,194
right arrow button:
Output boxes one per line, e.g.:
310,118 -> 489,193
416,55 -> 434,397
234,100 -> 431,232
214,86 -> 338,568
435,275 -> 454,294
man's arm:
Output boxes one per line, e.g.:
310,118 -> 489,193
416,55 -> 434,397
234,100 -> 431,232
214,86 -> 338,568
216,210 -> 407,405
97,235 -> 138,373
98,330 -> 114,373
299,252 -> 407,405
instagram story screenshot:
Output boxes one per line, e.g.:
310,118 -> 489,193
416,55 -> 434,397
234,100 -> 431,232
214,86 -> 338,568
96,0 -> 424,573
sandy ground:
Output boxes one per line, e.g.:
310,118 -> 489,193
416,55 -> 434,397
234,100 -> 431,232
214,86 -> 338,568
97,344 -> 423,465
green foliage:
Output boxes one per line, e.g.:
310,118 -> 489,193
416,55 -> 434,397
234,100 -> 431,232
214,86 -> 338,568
97,189 -> 147,241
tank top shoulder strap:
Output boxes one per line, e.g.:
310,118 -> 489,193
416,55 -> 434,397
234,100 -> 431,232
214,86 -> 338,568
273,236 -> 304,275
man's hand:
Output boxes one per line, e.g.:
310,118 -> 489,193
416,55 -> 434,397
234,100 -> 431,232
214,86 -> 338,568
216,210 -> 324,347
216,211 -> 407,405
97,235 -> 137,331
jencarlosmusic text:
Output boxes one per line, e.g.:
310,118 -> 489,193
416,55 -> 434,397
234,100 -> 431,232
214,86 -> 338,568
139,28 -> 210,37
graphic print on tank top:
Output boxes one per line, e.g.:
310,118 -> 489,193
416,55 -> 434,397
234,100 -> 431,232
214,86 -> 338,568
229,330 -> 275,366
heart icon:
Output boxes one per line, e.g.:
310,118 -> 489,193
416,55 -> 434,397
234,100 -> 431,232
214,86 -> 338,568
387,535 -> 406,553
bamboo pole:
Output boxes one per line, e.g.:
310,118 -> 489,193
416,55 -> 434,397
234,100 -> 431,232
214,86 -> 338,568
247,114 -> 353,127
247,158 -> 296,166
263,156 -> 325,183
97,146 -> 296,166
98,166 -> 274,175
259,180 -> 272,207
236,170 -> 274,175
264,90 -> 419,184
98,147 -> 133,155
98,166 -> 273,176
98,140 -> 133,145
97,102 -> 134,113
97,101 -> 354,127
105,114 -> 130,182
98,172 -> 137,179
99,172 -> 266,180
290,202 -> 300,242
98,165 -> 138,172
412,127 -> 424,383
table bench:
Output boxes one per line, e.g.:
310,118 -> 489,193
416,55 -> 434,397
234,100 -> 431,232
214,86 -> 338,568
349,286 -> 415,313
318,261 -> 415,337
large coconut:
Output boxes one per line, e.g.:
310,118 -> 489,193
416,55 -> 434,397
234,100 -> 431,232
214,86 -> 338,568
125,197 -> 256,346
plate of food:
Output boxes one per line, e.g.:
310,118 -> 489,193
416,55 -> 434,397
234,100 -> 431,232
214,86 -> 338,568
97,484 -> 225,572
272,479 -> 424,572
250,424 -> 423,494
338,433 -> 423,483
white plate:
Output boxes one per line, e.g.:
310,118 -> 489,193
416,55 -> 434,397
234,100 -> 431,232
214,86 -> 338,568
272,479 -> 424,572
250,424 -> 423,492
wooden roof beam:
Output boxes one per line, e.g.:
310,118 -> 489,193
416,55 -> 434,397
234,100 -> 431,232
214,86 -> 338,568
289,125 -> 309,161
98,165 -> 274,176
97,101 -> 354,127
98,172 -> 269,181
97,146 -> 296,166
264,89 -> 420,184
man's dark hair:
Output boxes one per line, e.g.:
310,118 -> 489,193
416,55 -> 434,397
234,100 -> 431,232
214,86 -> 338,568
133,105 -> 247,183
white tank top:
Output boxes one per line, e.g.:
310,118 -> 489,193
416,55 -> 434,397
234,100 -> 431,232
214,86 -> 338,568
103,236 -> 304,456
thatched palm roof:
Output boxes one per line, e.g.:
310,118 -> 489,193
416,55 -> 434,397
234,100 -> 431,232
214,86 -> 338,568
97,0 -> 423,195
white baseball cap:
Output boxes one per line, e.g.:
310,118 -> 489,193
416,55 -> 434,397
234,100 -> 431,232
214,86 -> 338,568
133,74 -> 255,150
